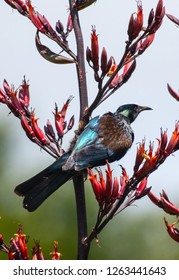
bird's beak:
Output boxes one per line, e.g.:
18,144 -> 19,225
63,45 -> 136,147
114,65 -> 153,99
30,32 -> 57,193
139,106 -> 152,112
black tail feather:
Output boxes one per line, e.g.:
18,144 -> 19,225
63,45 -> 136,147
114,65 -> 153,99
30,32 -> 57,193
14,153 -> 72,211
22,171 -> 72,212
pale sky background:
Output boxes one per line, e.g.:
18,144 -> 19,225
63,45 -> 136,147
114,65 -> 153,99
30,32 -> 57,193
0,0 -> 179,211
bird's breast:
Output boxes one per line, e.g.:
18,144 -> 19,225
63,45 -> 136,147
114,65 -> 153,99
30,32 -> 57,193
98,114 -> 134,153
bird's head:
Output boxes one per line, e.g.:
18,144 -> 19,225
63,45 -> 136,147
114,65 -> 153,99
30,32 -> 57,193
116,104 -> 152,123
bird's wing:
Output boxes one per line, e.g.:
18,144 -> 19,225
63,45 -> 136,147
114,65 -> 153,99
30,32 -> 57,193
72,116 -> 100,151
66,116 -> 113,170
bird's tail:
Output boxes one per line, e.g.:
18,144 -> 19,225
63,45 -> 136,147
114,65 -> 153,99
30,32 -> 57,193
14,153 -> 73,212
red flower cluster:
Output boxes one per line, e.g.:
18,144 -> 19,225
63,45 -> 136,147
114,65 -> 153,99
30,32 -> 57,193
0,226 -> 62,260
88,162 -> 121,209
0,77 -> 74,158
134,125 -> 179,244
85,0 -> 164,109
85,162 -> 151,245
5,0 -> 56,37
0,226 -> 28,260
88,162 -> 150,213
133,123 -> 179,180
86,27 -> 113,79
127,0 -> 165,59
0,78 -> 30,117
4,0 -> 77,64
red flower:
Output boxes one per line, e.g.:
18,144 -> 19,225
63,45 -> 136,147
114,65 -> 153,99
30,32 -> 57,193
91,27 -> 99,72
0,226 -> 62,260
0,88 -> 6,103
32,241 -> 45,260
107,58 -> 121,88
164,218 -> 179,243
166,122 -> 179,154
122,59 -> 136,83
19,77 -> 30,108
148,190 -> 179,216
88,162 -> 130,209
135,177 -> 150,199
88,169 -> 105,205
107,58 -> 136,88
138,34 -> 155,55
8,226 -> 29,260
133,139 -> 146,172
147,191 -> 163,208
5,0 -> 28,16
53,97 -> 74,139
26,0 -> 56,36
133,123 -> 179,179
107,57 -> 117,77
0,78 -> 74,158
26,0 -> 46,33
128,1 -> 143,41
134,141 -> 158,179
30,112 -> 49,145
0,234 -> 9,254
9,89 -> 25,116
20,114 -> 35,141
50,241 -> 62,260
0,78 -> 31,117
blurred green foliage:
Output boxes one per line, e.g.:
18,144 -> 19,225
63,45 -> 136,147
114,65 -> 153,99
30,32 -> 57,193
0,123 -> 179,260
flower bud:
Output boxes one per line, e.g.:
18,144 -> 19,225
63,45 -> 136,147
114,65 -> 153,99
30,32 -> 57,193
66,14 -> 73,33
56,20 -> 64,34
101,47 -> 108,74
148,9 -> 155,27
127,2 -> 143,41
167,83 -> 179,102
91,27 -> 99,72
166,14 -> 179,26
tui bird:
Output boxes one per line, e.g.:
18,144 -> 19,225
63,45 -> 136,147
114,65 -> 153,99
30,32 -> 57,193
15,104 -> 152,211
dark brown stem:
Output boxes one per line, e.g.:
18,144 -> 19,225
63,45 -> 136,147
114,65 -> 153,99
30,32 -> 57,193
69,1 -> 88,119
69,0 -> 89,260
73,174 -> 90,259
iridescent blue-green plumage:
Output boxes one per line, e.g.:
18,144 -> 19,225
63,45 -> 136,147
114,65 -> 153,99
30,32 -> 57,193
15,104 -> 151,211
